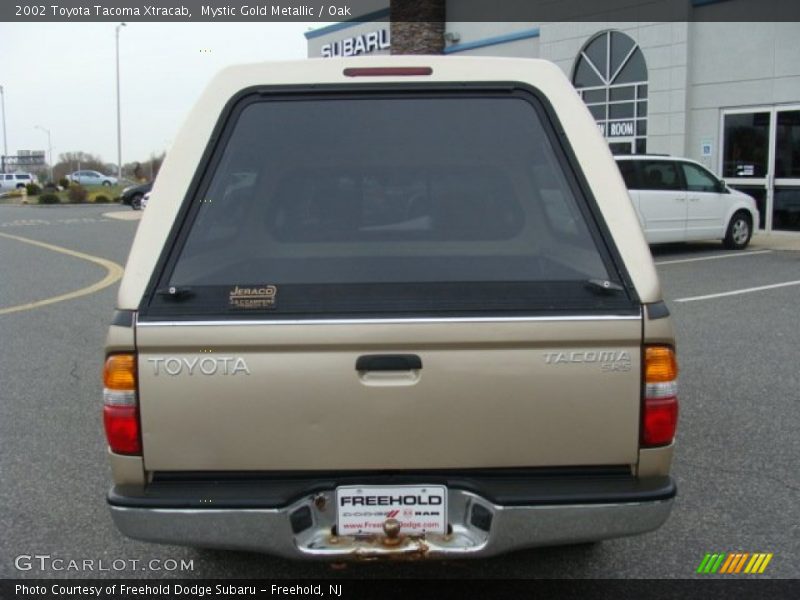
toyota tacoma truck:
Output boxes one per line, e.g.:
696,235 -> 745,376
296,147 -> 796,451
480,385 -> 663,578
103,56 -> 678,559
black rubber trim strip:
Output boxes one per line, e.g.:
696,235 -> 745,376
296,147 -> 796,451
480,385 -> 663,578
646,301 -> 670,320
107,472 -> 675,510
152,466 -> 631,481
111,310 -> 134,328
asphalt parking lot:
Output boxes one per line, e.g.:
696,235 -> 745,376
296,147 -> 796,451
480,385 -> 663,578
0,204 -> 798,579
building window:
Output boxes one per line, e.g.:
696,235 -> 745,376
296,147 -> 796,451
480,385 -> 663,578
572,31 -> 648,154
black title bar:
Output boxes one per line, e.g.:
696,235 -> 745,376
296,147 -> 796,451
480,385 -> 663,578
3,0 -> 800,23
3,579 -> 800,600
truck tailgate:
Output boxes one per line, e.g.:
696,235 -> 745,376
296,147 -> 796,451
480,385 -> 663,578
137,317 -> 641,471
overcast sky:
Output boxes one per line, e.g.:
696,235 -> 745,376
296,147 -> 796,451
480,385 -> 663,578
0,22 -> 329,169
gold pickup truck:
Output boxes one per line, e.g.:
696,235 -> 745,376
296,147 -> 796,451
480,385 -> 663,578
103,56 -> 678,559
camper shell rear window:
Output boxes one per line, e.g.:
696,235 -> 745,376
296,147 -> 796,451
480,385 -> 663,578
143,88 -> 637,319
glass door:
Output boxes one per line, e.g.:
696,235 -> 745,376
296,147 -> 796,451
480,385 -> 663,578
720,109 -> 771,230
773,108 -> 800,232
721,104 -> 800,232
608,139 -> 635,155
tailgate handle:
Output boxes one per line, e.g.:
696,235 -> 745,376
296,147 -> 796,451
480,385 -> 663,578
356,354 -> 422,371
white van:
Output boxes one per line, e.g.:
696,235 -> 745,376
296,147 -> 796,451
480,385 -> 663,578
615,155 -> 758,249
0,172 -> 38,192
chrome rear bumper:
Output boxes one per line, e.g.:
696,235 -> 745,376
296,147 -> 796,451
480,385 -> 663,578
109,486 -> 674,559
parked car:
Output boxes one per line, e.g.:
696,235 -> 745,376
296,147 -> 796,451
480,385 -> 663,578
0,172 -> 38,191
68,170 -> 118,187
615,155 -> 758,249
104,57 -> 678,560
120,181 -> 152,210
140,191 -> 151,209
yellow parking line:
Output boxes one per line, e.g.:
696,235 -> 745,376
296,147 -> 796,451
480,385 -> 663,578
0,232 -> 124,315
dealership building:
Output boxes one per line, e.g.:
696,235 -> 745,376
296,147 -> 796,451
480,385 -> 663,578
306,6 -> 800,233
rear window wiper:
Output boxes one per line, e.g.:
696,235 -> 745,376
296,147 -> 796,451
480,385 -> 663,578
156,286 -> 195,300
585,279 -> 625,294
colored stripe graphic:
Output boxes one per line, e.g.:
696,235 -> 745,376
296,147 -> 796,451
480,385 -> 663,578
696,553 -> 712,573
733,553 -> 749,573
749,555 -> 763,573
710,553 -> 725,573
725,553 -> 738,573
745,554 -> 760,573
759,554 -> 773,573
720,553 -> 736,573
697,552 -> 711,573
698,553 -> 773,574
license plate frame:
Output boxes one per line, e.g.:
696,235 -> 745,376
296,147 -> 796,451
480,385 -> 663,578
335,484 -> 448,536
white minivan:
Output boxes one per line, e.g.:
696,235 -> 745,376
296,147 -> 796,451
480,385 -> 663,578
615,155 -> 758,249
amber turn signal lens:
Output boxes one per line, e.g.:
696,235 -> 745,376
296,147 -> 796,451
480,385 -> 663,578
645,346 -> 678,383
103,354 -> 136,390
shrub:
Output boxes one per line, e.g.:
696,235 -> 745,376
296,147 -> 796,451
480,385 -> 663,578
26,183 -> 42,195
67,184 -> 88,203
94,194 -> 110,203
44,182 -> 59,192
58,177 -> 70,189
39,193 -> 61,204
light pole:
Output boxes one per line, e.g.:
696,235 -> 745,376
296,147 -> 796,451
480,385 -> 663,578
35,125 -> 53,183
0,85 -> 7,172
115,22 -> 126,180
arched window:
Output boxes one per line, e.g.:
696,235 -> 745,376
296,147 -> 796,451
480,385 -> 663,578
573,31 -> 648,154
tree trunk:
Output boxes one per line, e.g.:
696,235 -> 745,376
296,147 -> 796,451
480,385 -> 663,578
390,0 -> 445,55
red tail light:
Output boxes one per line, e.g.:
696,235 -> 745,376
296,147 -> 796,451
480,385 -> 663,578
642,396 -> 679,446
103,354 -> 141,455
642,346 -> 679,447
103,405 -> 141,454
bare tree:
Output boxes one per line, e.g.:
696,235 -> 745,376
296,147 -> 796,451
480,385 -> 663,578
123,152 -> 166,182
390,0 -> 445,55
53,152 -> 107,181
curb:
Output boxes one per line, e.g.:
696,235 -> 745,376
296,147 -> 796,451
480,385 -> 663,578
750,233 -> 800,252
104,211 -> 142,221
